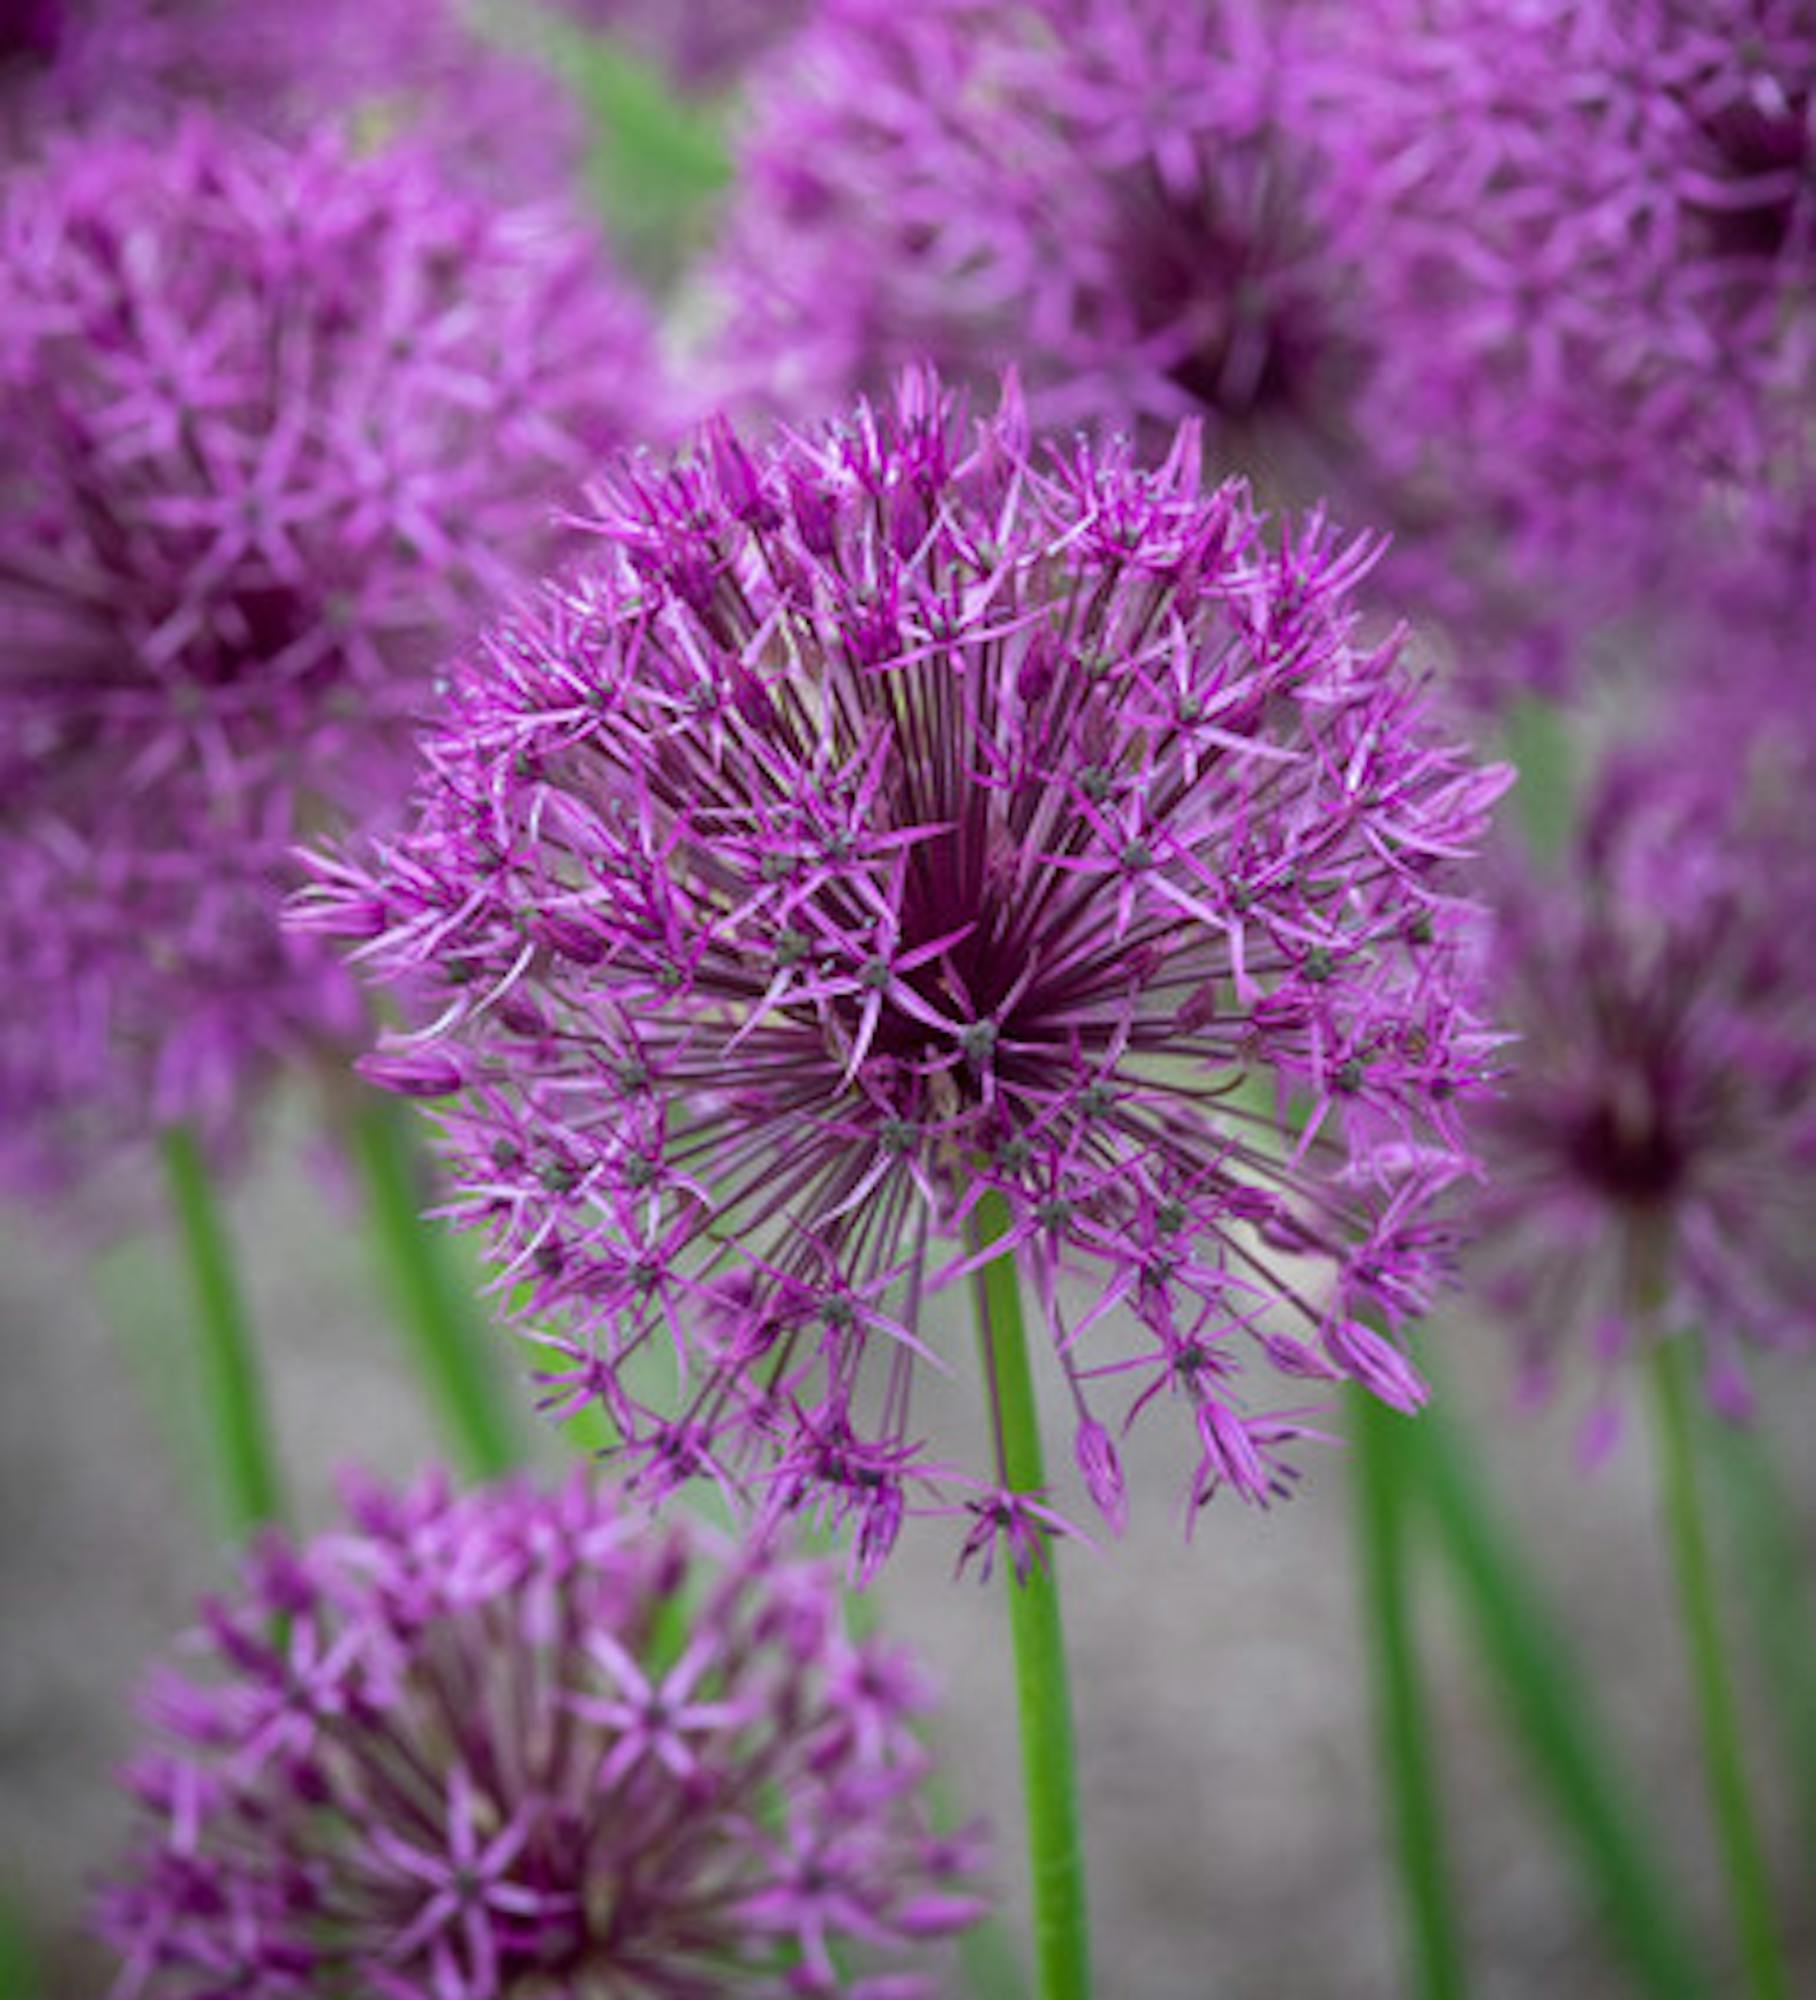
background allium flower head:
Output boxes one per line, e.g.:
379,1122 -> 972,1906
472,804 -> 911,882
1472,745 -> 1816,1457
706,0 -> 1372,479
303,374 -> 1509,1565
1334,0 -> 1816,659
700,0 -> 1780,706
1,0 -> 590,198
0,116 -> 657,1173
96,1468 -> 985,1997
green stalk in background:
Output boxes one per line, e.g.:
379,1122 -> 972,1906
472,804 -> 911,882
346,1093 -> 520,1481
1407,1374 -> 1703,2000
968,1191 -> 1092,2000
0,1894 -> 41,2000
1498,694 -> 1576,863
1351,1389 -> 1468,2000
1705,1417 -> 1816,1858
159,1123 -> 285,1538
501,7 -> 730,287
1644,1334 -> 1788,2000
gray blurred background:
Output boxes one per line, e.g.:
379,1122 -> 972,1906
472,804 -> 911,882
3,1115 -> 1813,1998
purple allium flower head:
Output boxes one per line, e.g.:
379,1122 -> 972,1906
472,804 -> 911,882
96,1468 -> 985,1998
1472,745 -> 1816,1451
1335,0 -> 1816,644
706,0 -> 1372,475
0,117 -> 657,1173
301,375 -> 1509,1561
706,0 -> 1812,708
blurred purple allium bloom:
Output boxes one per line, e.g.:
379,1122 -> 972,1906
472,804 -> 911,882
1337,0 -> 1815,638
706,0 -> 1370,475
0,117 -> 656,1174
705,0 -> 1768,707
301,375 -> 1508,1563
1,0 -> 590,197
97,1469 -> 985,1998
1473,747 -> 1816,1456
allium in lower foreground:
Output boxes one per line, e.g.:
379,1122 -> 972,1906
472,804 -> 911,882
0,116 -> 656,1179
1473,746 -> 1816,1454
97,1469 -> 984,1998
303,375 -> 1509,1565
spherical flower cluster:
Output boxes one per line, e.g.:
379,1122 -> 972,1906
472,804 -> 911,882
97,1469 -> 984,1998
1471,748 -> 1816,1455
1336,0 -> 1816,610
707,0 -> 1371,478
302,375 -> 1508,1565
0,118 -> 657,1171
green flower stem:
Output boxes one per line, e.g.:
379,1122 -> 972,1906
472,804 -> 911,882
1407,1390 -> 1703,2000
968,1189 -> 1091,2000
347,1094 -> 520,1481
1351,1389 -> 1467,2000
159,1123 -> 285,1538
1645,1333 -> 1788,2000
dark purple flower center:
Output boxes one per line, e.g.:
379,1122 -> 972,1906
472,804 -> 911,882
1567,1091 -> 1688,1208
856,864 -> 1014,1072
1,0 -> 61,67
1117,164 -> 1357,437
186,581 -> 322,687
1686,52 -> 1811,263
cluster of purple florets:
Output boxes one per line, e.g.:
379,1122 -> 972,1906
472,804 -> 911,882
1345,0 -> 1814,501
5,0 -> 1803,1436
1475,734 -> 1816,1453
98,1471 -> 984,1999
708,0 -> 1813,695
0,117 -> 653,1163
302,377 -> 1507,1560
710,0 -> 1365,461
